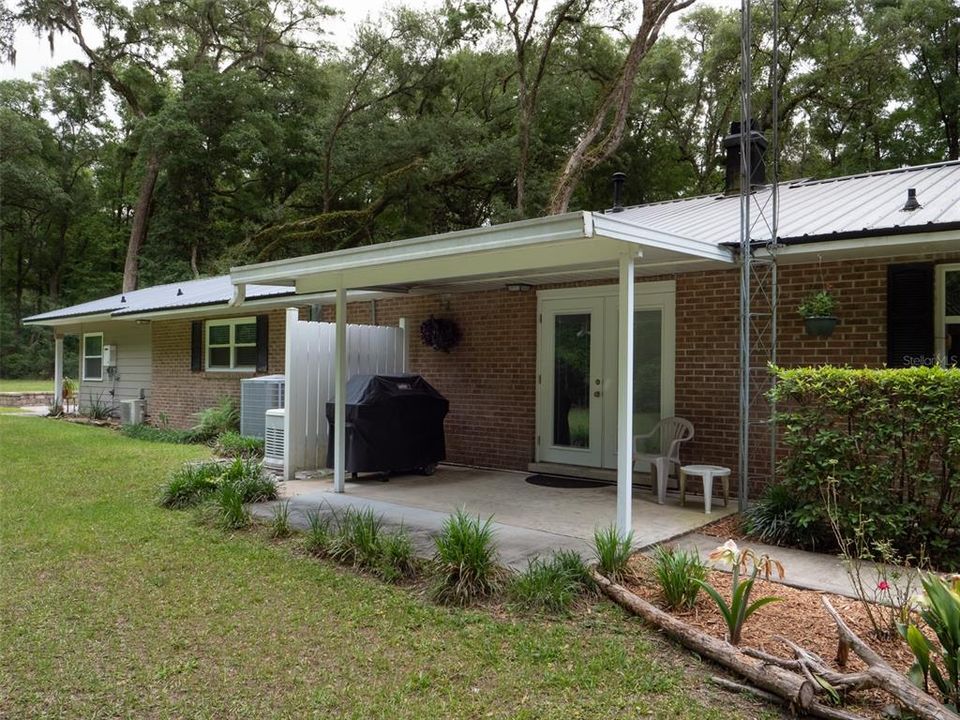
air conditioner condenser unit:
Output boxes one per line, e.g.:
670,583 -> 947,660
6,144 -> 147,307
120,399 -> 146,425
264,408 -> 285,470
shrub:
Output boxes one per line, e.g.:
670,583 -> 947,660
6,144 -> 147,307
121,423 -> 197,445
508,551 -> 592,614
743,484 -> 827,550
652,545 -> 707,611
377,528 -> 417,582
328,507 -> 384,568
191,397 -> 240,442
770,365 -> 960,568
593,526 -> 634,582
220,458 -> 277,503
431,509 -> 502,605
269,500 -> 292,539
214,431 -> 264,459
303,507 -> 332,555
159,462 -> 223,508
216,482 -> 251,530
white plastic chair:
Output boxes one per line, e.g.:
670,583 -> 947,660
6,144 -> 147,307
632,417 -> 694,504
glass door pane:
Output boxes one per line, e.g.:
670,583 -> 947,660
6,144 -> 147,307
553,313 -> 591,448
633,309 -> 662,453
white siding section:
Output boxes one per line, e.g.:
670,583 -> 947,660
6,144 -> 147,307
75,321 -> 152,415
283,309 -> 406,479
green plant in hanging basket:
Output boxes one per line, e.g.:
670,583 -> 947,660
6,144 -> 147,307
797,290 -> 837,318
798,290 -> 839,337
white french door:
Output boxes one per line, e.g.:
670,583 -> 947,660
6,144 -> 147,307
537,283 -> 675,469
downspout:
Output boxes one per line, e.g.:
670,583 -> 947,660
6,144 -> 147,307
229,283 -> 246,307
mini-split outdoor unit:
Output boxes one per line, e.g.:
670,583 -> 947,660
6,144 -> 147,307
240,375 -> 285,439
120,399 -> 145,425
264,408 -> 285,470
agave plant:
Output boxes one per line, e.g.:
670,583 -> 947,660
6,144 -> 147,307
695,540 -> 784,645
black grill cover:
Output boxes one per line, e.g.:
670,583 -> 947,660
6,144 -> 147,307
325,374 -> 449,473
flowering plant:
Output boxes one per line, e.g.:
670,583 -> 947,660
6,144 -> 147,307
695,540 -> 784,645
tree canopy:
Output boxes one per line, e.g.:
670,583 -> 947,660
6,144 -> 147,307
3,0 -> 958,376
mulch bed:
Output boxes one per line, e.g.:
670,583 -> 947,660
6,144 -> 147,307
624,554 -> 922,717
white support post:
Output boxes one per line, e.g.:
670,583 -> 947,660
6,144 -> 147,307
283,307 -> 298,482
333,284 -> 347,493
616,252 -> 636,536
54,334 -> 64,406
398,317 -> 409,372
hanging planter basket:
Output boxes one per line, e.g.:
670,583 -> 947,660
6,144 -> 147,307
803,316 -> 839,338
420,316 -> 461,353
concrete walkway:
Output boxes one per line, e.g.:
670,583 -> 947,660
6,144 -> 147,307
662,532 -> 866,599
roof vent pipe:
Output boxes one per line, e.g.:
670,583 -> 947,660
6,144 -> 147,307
902,188 -> 921,211
611,172 -> 626,213
177,288 -> 183,296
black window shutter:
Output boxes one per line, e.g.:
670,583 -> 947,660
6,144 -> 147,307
887,263 -> 934,367
190,321 -> 203,371
256,315 -> 269,372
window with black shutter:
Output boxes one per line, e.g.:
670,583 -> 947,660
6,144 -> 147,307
887,263 -> 934,367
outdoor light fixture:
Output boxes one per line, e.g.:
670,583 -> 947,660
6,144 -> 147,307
505,283 -> 533,292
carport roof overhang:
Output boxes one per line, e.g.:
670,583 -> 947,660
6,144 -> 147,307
230,211 -> 734,296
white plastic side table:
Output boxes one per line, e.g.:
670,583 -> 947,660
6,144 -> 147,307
679,465 -> 731,514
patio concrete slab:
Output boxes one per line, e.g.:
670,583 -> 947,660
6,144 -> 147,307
256,464 -> 735,569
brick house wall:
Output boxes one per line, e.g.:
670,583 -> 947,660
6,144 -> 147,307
150,307 -> 303,428
146,250 -> 957,491
321,251 -> 959,487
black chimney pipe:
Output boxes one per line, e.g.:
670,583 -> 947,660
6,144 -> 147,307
722,120 -> 768,195
611,172 -> 626,212
902,188 -> 920,211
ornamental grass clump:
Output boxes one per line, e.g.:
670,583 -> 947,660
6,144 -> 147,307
220,458 -> 277,503
269,500 -> 292,539
304,507 -> 332,556
695,540 -> 784,645
593,526 -> 635,582
215,481 -> 251,530
214,431 -> 264,459
328,507 -> 384,569
652,545 -> 708,611
508,551 -> 592,614
159,461 -> 223,508
377,528 -> 417,583
431,509 -> 502,605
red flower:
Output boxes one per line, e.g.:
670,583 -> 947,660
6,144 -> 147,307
877,580 -> 891,592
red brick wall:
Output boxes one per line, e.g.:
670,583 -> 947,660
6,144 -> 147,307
322,290 -> 539,470
675,252 -> 960,490
150,308 -> 297,428
148,252 -> 957,484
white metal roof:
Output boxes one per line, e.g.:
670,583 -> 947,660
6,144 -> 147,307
615,160 -> 960,245
24,275 -> 293,325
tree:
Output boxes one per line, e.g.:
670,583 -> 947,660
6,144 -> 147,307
548,0 -> 694,213
16,0 -> 334,291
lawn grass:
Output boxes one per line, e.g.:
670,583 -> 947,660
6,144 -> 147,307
0,416 -> 779,719
0,378 -> 52,393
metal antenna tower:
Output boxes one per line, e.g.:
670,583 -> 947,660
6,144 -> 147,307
737,0 -> 781,512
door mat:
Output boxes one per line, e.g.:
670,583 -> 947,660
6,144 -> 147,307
524,474 -> 609,489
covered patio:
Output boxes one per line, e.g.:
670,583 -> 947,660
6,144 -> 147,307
265,465 -> 735,567
232,210 -> 735,536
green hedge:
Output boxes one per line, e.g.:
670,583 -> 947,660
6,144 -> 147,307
770,365 -> 960,568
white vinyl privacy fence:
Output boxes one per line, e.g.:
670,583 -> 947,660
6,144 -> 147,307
282,308 -> 408,480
